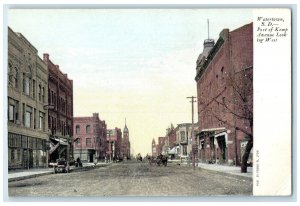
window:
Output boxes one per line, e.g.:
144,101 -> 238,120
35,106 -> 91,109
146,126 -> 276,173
15,68 -> 19,89
23,74 -> 29,95
76,138 -> 80,145
221,67 -> 225,79
32,80 -> 36,98
39,112 -> 45,131
38,85 -> 41,101
33,109 -> 36,129
42,87 -> 45,103
25,106 -> 32,128
76,125 -> 80,134
183,145 -> 187,156
9,105 -> 14,122
25,111 -> 31,128
86,138 -> 91,146
86,125 -> 91,134
180,131 -> 185,142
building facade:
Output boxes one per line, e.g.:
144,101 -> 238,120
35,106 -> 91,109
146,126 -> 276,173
73,113 -> 107,162
106,127 -> 122,161
8,27 -> 49,169
155,136 -> 165,156
175,123 -> 198,160
43,53 -> 74,163
195,23 -> 253,165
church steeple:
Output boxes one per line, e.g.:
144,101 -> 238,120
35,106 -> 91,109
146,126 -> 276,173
123,118 -> 129,135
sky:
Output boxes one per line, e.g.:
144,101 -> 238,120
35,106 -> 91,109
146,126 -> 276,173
8,9 -> 253,156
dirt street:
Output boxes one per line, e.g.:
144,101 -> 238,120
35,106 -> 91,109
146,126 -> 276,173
9,162 -> 252,196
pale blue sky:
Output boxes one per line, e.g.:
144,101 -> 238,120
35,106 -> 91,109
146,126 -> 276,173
8,9 -> 252,155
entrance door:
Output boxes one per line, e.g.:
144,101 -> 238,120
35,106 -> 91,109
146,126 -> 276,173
23,149 -> 28,169
89,153 -> 93,162
217,135 -> 227,163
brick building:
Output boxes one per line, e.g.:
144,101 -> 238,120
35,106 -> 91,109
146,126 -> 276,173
8,27 -> 49,169
43,53 -> 74,163
73,113 -> 107,162
195,23 -> 253,165
155,136 -> 165,156
107,127 -> 122,161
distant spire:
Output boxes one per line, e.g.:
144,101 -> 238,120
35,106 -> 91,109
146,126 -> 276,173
125,118 -> 127,126
207,19 -> 210,39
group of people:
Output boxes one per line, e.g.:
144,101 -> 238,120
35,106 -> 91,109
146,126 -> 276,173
146,153 -> 168,166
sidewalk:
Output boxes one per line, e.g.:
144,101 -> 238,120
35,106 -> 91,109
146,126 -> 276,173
183,162 -> 252,179
197,162 -> 252,179
8,162 -> 111,182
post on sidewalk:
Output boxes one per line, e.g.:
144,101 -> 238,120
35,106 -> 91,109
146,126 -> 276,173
187,96 -> 196,170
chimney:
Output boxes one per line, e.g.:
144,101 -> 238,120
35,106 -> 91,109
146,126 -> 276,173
43,53 -> 49,61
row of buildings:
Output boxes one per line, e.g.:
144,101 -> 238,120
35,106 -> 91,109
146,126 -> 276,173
7,27 -> 130,170
151,123 -> 198,161
151,22 -> 253,166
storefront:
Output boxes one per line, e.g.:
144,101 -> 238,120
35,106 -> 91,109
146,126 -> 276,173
8,132 -> 47,170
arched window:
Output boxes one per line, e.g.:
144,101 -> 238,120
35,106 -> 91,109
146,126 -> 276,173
86,125 -> 91,134
76,125 -> 80,134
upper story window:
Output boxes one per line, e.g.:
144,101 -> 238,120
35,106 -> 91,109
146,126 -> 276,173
76,125 -> 80,134
32,80 -> 36,98
180,131 -> 185,142
9,105 -> 15,123
38,84 -> 41,101
25,106 -> 32,128
86,138 -> 91,146
39,112 -> 45,131
23,74 -> 30,95
76,138 -> 80,145
86,125 -> 91,134
42,87 -> 45,103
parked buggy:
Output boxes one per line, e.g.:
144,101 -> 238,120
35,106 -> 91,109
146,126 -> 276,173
54,158 -> 69,173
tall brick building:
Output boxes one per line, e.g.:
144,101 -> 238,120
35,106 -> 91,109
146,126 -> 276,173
195,23 -> 253,165
8,27 -> 49,169
73,113 -> 107,162
43,53 -> 74,163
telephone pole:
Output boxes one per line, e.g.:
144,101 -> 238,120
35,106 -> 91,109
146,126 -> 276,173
187,96 -> 196,170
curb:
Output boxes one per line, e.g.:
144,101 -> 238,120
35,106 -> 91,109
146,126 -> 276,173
8,163 -> 111,182
8,171 -> 54,182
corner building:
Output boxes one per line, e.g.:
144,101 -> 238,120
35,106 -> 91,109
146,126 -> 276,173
8,27 -> 49,169
195,23 -> 253,165
73,113 -> 107,162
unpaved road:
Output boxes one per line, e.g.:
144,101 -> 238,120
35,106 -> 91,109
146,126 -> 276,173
9,162 -> 252,196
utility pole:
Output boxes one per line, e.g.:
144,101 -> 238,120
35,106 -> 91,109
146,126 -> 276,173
187,96 -> 196,170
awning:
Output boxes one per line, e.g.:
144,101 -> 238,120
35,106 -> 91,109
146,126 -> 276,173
168,147 -> 176,155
